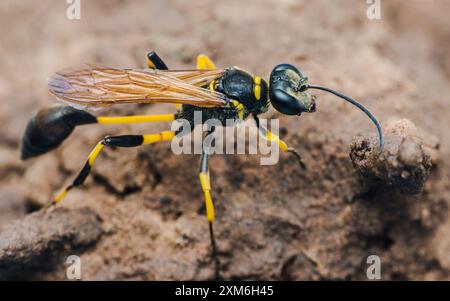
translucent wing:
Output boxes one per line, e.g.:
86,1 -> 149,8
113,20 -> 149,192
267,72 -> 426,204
48,64 -> 228,109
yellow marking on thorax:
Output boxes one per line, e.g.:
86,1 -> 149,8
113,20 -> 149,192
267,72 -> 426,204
209,79 -> 218,93
231,100 -> 245,120
253,76 -> 262,100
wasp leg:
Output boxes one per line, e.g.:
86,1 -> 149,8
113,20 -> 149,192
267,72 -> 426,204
96,114 -> 175,124
199,128 -> 222,279
253,115 -> 306,169
145,50 -> 184,111
21,105 -> 176,160
146,50 -> 169,70
48,131 -> 175,207
196,54 -> 216,70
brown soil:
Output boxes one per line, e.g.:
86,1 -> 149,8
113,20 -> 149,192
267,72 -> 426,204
0,0 -> 449,280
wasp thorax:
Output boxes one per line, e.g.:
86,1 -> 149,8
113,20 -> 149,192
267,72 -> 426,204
269,64 -> 316,115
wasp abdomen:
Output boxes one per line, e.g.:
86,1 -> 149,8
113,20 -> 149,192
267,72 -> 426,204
21,105 -> 97,160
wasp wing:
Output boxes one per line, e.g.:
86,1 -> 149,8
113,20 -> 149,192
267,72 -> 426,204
48,64 -> 228,109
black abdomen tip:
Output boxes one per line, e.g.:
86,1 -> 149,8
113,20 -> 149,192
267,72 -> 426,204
21,105 -> 96,160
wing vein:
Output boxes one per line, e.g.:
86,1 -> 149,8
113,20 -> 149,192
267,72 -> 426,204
48,64 -> 228,109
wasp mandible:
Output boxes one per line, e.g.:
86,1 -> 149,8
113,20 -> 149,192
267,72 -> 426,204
21,51 -> 383,279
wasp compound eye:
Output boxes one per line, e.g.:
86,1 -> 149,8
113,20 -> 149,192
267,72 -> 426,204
270,88 -> 308,115
21,105 -> 97,159
271,63 -> 303,76
269,64 -> 316,115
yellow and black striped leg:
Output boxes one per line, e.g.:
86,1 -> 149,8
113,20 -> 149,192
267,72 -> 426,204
199,129 -> 221,279
146,51 -> 169,70
22,104 -> 177,160
146,50 -> 181,110
49,131 -> 175,207
145,50 -> 184,111
254,116 -> 306,169
96,113 -> 175,125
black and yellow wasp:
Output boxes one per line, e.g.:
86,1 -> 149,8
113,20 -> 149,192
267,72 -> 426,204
21,51 -> 383,278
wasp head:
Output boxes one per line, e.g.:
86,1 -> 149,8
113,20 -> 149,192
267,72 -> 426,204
269,64 -> 316,115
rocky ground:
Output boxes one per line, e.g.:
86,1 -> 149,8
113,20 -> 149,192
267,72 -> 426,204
0,0 -> 449,280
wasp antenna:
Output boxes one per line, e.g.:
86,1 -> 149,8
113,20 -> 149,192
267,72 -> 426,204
305,84 -> 384,153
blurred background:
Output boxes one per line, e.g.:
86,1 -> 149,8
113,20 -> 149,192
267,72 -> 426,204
0,0 -> 449,280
